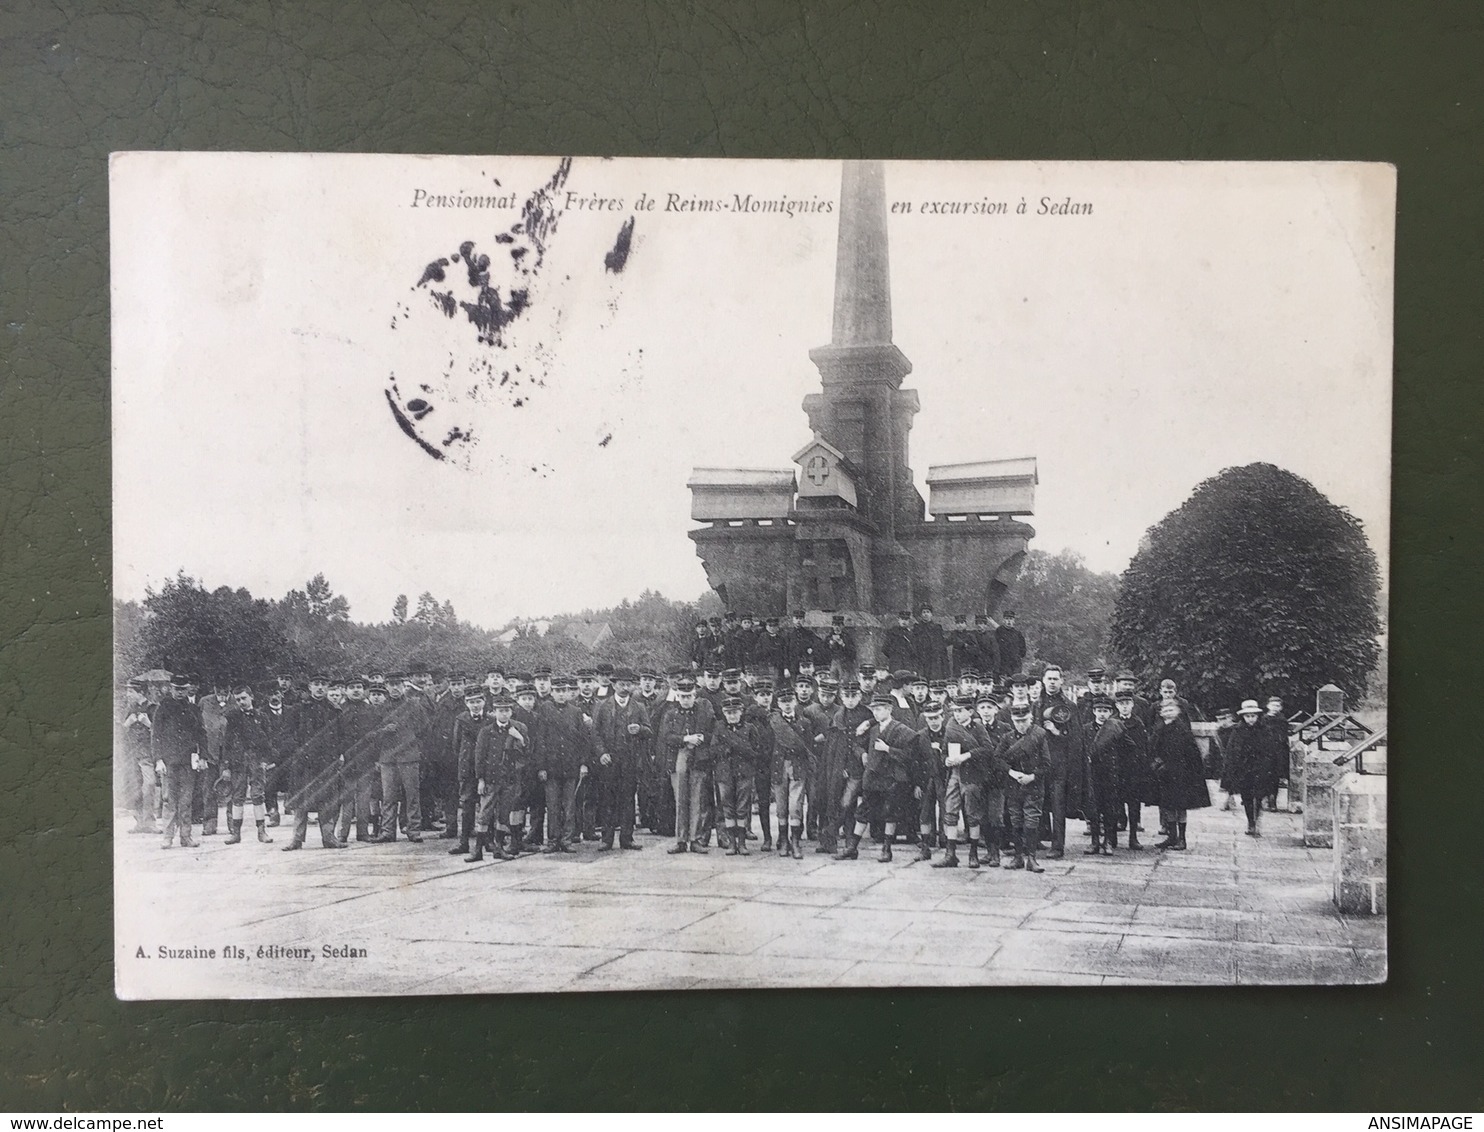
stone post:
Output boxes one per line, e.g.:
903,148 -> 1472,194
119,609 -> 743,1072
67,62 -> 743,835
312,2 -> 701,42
1302,748 -> 1345,848
1288,737 -> 1307,813
1333,772 -> 1387,915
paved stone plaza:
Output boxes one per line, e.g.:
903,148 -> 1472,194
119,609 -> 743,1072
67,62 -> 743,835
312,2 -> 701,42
114,801 -> 1385,998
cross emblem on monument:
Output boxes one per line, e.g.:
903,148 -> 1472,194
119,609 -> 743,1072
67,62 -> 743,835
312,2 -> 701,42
805,455 -> 830,486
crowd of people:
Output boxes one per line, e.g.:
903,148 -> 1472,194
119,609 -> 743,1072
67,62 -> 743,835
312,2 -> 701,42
117,607 -> 1295,873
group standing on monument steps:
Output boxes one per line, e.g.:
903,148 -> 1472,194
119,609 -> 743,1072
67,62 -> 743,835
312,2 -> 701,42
118,609 -> 1296,870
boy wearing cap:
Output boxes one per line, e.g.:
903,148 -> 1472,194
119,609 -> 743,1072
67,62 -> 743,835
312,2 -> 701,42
593,670 -> 653,850
935,696 -> 995,867
822,682 -> 871,854
1110,690 -> 1150,846
370,670 -> 433,844
995,704 -> 1050,871
467,695 -> 529,861
768,687 -> 815,859
711,695 -> 766,854
911,701 -> 951,862
1084,695 -> 1132,854
836,694 -> 917,862
332,677 -> 381,845
974,693 -> 1012,865
221,685 -> 276,845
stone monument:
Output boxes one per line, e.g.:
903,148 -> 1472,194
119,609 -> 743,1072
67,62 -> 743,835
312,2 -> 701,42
687,160 -> 1037,661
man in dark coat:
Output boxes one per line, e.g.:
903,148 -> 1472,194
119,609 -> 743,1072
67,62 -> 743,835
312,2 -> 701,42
1227,699 -> 1281,836
1149,701 -> 1211,850
281,674 -> 345,850
973,615 -> 1001,682
782,611 -> 817,680
659,677 -> 716,854
995,611 -> 1027,679
534,677 -> 593,853
882,612 -> 916,674
1038,665 -> 1084,858
372,676 -> 433,843
750,617 -> 788,687
333,677 -> 382,844
428,675 -> 466,839
592,669 -> 653,850
912,605 -> 948,681
446,687 -> 489,856
1261,695 -> 1290,811
152,674 -> 205,849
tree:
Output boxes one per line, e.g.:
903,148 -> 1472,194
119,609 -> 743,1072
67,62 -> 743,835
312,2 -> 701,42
138,572 -> 288,686
392,594 -> 409,624
1013,549 -> 1120,674
414,592 -> 440,624
1110,462 -> 1382,713
304,573 -> 350,621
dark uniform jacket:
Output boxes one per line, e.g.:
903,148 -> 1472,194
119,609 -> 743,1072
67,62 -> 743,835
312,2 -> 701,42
913,619 -> 947,680
912,724 -> 952,787
995,625 -> 1027,674
819,631 -> 855,672
784,627 -> 819,677
1086,716 -> 1137,800
750,630 -> 787,676
223,706 -> 273,769
1224,721 -> 1280,797
882,625 -> 915,672
825,702 -> 873,784
474,718 -> 528,788
151,696 -> 205,769
768,709 -> 815,783
593,695 -> 653,766
450,710 -> 488,784
945,718 -> 996,787
1149,715 -> 1212,811
376,690 -> 433,766
534,700 -> 594,778
429,691 -> 463,774
995,724 -> 1050,781
974,628 -> 1000,676
711,717 -> 769,774
861,717 -> 918,792
659,699 -> 716,774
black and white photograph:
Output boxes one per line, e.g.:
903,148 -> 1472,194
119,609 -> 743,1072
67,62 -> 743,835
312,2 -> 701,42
110,154 -> 1392,998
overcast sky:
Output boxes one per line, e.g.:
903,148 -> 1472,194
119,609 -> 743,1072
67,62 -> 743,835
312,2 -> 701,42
112,155 -> 1393,628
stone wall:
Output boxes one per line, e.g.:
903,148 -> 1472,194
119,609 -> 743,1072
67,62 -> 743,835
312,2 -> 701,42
1302,748 -> 1346,848
1333,772 -> 1387,915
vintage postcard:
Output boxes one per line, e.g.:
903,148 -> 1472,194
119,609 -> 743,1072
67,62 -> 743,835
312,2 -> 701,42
111,154 -> 1392,998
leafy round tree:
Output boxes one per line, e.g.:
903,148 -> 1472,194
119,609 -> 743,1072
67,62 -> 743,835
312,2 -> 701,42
1111,463 -> 1382,713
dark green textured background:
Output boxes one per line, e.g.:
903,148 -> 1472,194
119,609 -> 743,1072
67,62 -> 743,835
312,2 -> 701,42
2,0 -> 1479,1111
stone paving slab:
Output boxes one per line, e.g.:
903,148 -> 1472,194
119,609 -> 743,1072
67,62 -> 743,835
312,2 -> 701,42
114,800 -> 1385,997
